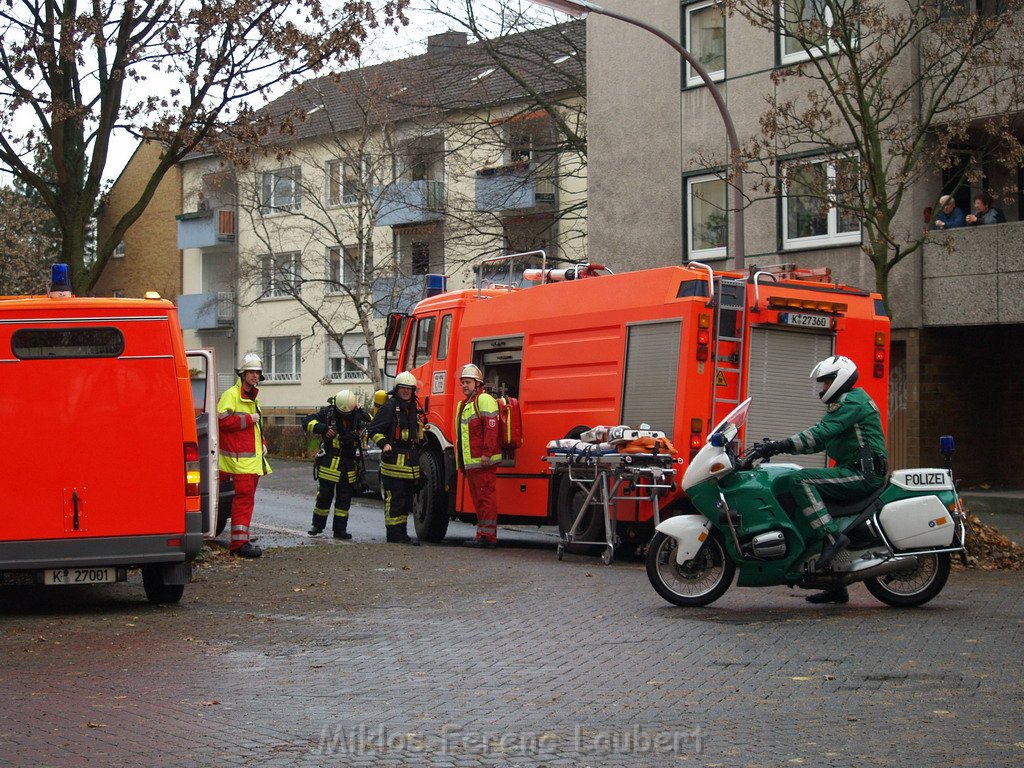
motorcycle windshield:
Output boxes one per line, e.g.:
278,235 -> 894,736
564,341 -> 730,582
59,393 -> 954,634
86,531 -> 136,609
710,398 -> 751,444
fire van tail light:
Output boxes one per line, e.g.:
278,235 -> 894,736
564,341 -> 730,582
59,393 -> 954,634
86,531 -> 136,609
689,418 -> 703,458
873,332 -> 887,378
696,315 -> 711,362
184,442 -> 201,496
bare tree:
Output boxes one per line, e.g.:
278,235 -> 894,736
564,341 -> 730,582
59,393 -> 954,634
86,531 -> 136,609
723,0 -> 1024,311
0,182 -> 59,294
0,0 -> 408,294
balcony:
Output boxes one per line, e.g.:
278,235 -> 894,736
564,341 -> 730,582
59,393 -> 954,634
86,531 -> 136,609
373,180 -> 446,227
475,162 -> 556,212
177,291 -> 235,330
922,221 -> 1024,326
176,207 -> 236,250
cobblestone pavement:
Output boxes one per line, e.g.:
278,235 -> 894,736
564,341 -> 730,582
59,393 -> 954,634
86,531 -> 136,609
2,545 -> 1022,767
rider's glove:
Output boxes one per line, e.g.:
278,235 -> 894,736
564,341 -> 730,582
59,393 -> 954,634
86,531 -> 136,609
765,439 -> 791,457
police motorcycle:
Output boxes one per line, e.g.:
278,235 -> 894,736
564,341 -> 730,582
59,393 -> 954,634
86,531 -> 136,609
646,398 -> 969,608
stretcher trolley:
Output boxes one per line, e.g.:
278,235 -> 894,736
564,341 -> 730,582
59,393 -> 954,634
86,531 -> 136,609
544,442 -> 676,565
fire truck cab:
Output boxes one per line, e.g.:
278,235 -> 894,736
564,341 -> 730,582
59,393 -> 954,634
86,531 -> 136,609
0,266 -> 221,603
385,259 -> 889,550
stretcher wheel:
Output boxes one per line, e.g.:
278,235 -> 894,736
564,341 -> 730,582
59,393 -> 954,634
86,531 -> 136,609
557,543 -> 564,560
601,548 -> 613,565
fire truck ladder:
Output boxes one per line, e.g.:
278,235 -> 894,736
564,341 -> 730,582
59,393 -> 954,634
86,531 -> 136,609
709,277 -> 748,429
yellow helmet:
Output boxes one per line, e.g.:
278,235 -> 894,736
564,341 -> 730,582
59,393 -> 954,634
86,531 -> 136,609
460,363 -> 484,383
331,389 -> 357,413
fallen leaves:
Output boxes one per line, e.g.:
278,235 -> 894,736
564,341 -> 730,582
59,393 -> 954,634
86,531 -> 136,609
963,513 -> 1024,570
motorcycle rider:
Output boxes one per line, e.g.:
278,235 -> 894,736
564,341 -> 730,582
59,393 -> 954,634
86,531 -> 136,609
758,355 -> 888,604
303,389 -> 367,540
367,372 -> 423,545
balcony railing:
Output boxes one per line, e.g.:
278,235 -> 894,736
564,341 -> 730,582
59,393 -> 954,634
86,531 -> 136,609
176,206 -> 237,250
922,220 -> 1024,326
177,291 -> 235,330
475,162 -> 556,212
373,180 -> 446,227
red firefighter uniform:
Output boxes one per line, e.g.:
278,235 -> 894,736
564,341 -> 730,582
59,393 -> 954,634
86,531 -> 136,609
218,359 -> 271,556
455,389 -> 501,545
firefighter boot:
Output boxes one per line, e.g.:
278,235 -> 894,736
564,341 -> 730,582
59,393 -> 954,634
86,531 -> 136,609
333,510 -> 352,540
386,524 -> 419,546
308,507 -> 329,537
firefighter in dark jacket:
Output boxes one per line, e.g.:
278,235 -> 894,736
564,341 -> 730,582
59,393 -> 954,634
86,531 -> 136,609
303,389 -> 367,540
367,372 -> 423,545
758,355 -> 888,604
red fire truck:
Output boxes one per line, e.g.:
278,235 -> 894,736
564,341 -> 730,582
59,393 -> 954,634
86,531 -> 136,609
384,258 -> 889,550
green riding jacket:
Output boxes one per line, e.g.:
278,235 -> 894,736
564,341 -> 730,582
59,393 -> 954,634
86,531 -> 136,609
783,388 -> 887,473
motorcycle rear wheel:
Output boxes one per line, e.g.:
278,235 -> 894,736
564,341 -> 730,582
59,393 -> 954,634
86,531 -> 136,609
646,529 -> 735,607
864,552 -> 951,608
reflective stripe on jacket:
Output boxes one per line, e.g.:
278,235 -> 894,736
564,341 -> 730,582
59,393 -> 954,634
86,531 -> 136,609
218,381 -> 272,476
455,392 -> 501,471
785,388 -> 887,472
367,396 -> 423,481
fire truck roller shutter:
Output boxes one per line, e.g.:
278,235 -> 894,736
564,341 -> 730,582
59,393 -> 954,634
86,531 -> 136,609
620,320 -> 681,439
745,328 -> 833,469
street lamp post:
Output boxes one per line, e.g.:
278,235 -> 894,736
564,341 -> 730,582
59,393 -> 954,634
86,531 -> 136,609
530,0 -> 745,269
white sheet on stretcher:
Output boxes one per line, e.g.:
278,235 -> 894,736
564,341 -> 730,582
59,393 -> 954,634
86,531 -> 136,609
546,439 -> 618,455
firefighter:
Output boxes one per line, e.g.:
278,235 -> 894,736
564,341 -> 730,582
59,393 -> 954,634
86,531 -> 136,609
367,372 -> 423,545
455,364 -> 501,548
759,355 -> 888,604
303,389 -> 367,540
218,352 -> 272,558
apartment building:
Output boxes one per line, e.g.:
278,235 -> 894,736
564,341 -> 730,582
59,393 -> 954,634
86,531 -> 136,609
176,21 -> 587,414
585,1 -> 1024,485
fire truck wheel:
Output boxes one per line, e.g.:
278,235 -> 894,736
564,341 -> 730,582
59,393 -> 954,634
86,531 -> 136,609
142,566 -> 185,604
556,476 -> 605,554
414,450 -> 449,543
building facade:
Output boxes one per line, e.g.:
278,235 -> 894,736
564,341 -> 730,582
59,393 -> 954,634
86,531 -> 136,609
177,22 -> 587,416
585,0 -> 1024,485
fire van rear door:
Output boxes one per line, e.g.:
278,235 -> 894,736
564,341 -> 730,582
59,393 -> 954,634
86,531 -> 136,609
187,349 -> 219,537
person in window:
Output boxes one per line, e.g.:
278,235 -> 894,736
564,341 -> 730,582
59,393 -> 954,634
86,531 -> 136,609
965,192 -> 1006,226
756,356 -> 888,605
367,372 -> 423,545
304,389 -> 367,540
932,195 -> 965,230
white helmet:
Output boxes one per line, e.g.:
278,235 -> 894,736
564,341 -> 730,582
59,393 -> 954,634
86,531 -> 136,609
394,371 -> 417,389
460,363 -> 484,383
332,389 -> 357,413
238,352 -> 265,381
810,355 -> 858,403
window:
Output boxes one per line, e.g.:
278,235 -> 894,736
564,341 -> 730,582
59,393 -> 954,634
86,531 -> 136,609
327,245 -> 373,292
13,327 -> 124,359
113,240 -> 125,259
436,314 -> 452,361
261,252 -> 302,298
779,0 -> 850,65
327,335 -> 370,382
687,174 -> 728,261
782,156 -> 861,249
259,337 -> 302,382
685,1 -> 725,87
327,158 -> 362,206
260,167 -> 301,214
412,316 -> 436,368
411,241 -> 431,275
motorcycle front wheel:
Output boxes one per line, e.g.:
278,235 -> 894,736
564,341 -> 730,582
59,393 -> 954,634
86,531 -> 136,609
863,552 -> 951,608
646,529 -> 735,607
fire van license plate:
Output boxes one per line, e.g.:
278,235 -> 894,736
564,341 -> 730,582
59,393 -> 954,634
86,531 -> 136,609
779,312 -> 832,329
44,567 -> 115,585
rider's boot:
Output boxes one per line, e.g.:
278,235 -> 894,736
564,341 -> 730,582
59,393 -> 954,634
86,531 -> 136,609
806,586 -> 849,604
817,530 -> 850,570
